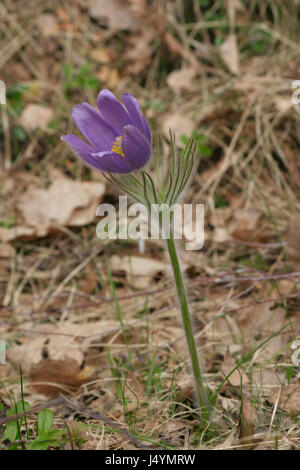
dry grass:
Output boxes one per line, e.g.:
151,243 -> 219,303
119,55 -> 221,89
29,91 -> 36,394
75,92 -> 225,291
0,0 -> 300,450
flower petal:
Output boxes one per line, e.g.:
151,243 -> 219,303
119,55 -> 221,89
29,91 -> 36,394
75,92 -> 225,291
72,103 -> 116,150
62,134 -> 132,173
62,134 -> 102,168
122,93 -> 150,141
141,115 -> 151,143
90,151 -> 132,173
122,125 -> 151,170
97,89 -> 131,135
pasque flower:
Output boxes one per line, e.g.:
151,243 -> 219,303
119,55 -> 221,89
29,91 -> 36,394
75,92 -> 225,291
62,92 -> 211,421
62,89 -> 151,173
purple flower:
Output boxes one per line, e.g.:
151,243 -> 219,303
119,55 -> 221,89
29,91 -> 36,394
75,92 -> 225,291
62,89 -> 151,174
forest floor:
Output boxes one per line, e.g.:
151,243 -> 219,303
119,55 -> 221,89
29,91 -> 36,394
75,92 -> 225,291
1,0 -> 300,450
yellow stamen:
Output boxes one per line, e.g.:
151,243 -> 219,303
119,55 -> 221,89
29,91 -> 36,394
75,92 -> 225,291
111,136 -> 124,157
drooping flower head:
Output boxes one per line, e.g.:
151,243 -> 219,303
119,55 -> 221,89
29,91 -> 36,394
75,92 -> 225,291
62,89 -> 151,174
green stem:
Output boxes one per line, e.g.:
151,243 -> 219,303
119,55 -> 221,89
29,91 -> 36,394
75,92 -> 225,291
166,235 -> 211,422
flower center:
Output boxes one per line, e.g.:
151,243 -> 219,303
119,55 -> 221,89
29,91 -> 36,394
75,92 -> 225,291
111,136 -> 124,157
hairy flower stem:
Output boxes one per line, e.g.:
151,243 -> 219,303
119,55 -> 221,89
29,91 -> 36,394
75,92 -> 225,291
166,235 -> 211,422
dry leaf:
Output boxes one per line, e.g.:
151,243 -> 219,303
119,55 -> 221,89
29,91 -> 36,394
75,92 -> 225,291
275,96 -> 293,113
176,375 -> 194,399
242,305 -> 286,359
96,67 -> 119,89
162,112 -> 194,141
35,14 -> 59,36
220,34 -> 240,75
252,368 -> 283,395
8,62 -> 31,81
268,386 -> 300,416
214,429 -> 237,450
7,320 -> 119,374
167,67 -> 197,93
221,350 -> 249,386
90,48 -> 113,63
110,254 -> 168,288
30,358 -> 94,397
212,227 -> 229,243
0,243 -> 14,258
7,319 -> 122,396
16,176 -> 105,235
88,0 -> 138,30
20,104 -> 54,131
7,325 -> 84,374
161,419 -> 194,434
230,209 -> 263,242
0,225 -> 36,243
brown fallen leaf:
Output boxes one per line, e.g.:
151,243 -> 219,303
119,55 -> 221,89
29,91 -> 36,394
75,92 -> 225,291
160,418 -> 194,434
8,62 -> 31,81
230,209 -> 264,242
268,385 -> 300,416
176,375 -> 194,399
221,350 -> 249,386
220,34 -> 240,75
90,47 -> 113,64
110,254 -> 169,289
167,67 -> 197,94
0,225 -> 36,243
7,325 -> 84,374
241,305 -> 286,360
35,14 -> 59,36
30,358 -> 94,397
7,320 -> 120,374
161,112 -> 194,142
88,0 -> 138,30
208,299 -> 287,363
96,66 -> 119,89
16,175 -> 105,235
0,243 -> 14,258
275,96 -> 293,113
20,104 -> 54,131
252,368 -> 284,396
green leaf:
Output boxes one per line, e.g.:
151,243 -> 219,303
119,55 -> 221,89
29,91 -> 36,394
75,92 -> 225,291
26,430 -> 61,450
85,76 -> 99,90
252,40 -> 268,54
62,63 -> 74,79
214,194 -> 228,208
3,420 -> 18,442
37,409 -> 54,435
180,134 -> 189,145
79,63 -> 90,74
7,399 -> 30,418
26,435 -> 51,450
13,126 -> 27,142
3,399 -> 30,442
197,144 -> 213,157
